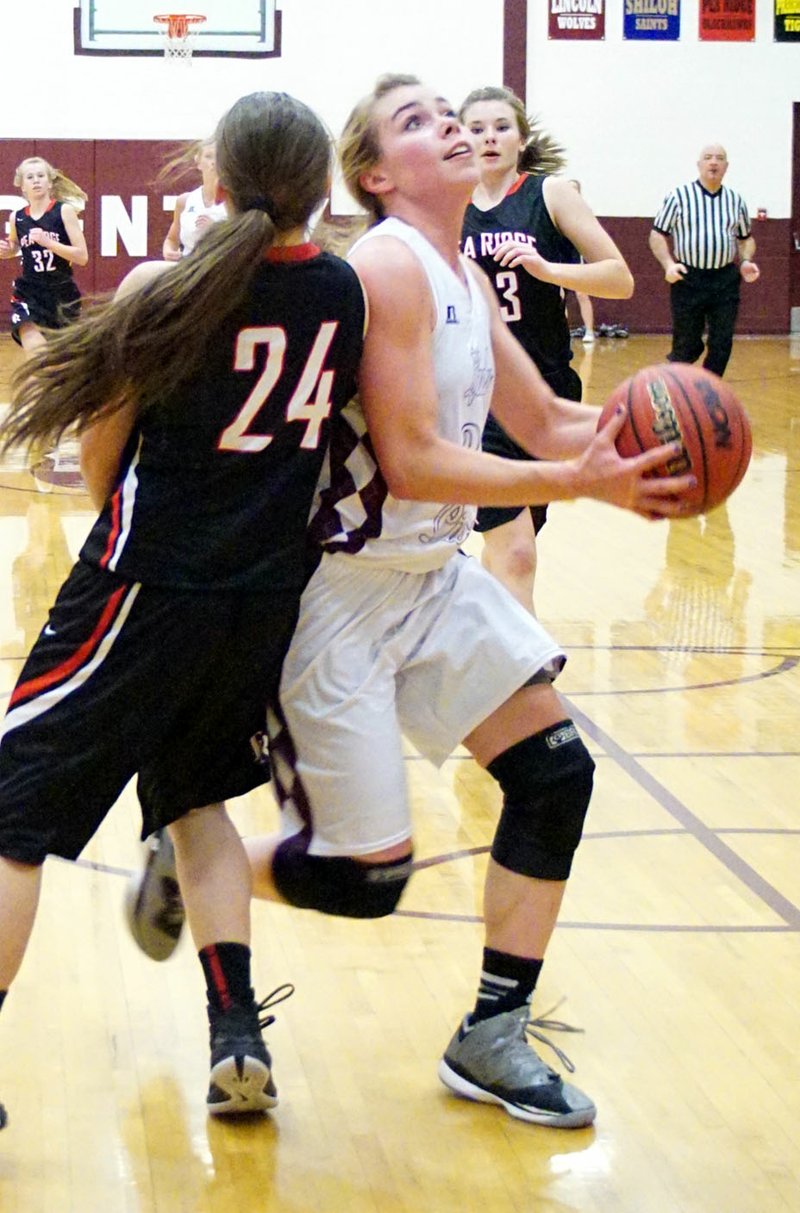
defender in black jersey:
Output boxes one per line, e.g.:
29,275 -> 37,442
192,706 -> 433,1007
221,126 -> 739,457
0,92 -> 365,1124
0,157 -> 88,350
459,87 -> 633,612
462,174 -> 580,389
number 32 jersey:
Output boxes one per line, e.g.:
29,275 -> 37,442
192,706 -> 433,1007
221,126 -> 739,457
80,246 -> 365,591
14,200 -> 76,287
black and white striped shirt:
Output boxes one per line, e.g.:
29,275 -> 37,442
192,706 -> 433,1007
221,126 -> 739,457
653,181 -> 751,269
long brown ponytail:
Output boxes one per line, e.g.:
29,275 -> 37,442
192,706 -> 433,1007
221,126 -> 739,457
3,92 -> 332,453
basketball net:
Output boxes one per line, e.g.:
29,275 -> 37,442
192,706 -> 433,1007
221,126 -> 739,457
153,14 -> 206,63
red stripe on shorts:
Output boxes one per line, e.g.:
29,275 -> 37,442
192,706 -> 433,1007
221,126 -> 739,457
99,485 -> 123,568
9,583 -> 129,708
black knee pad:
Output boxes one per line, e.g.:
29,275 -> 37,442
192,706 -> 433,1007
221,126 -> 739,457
272,833 -> 413,919
487,720 -> 594,881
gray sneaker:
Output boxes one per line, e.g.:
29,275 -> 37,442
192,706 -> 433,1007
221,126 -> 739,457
125,829 -> 186,961
438,1004 -> 596,1128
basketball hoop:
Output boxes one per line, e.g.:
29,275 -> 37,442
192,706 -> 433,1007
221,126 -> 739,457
154,13 -> 206,62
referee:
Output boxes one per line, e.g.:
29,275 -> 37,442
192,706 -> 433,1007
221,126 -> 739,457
649,143 -> 760,377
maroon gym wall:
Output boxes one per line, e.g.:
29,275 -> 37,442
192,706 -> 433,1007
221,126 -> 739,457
575,215 -> 788,336
1,140 -> 789,335
0,138 -> 190,324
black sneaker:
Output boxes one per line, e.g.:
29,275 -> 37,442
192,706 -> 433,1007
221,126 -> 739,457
125,829 -> 185,961
0,1101 -> 7,1130
207,984 -> 294,1116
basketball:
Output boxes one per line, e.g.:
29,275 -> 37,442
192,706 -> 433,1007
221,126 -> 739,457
597,363 -> 752,515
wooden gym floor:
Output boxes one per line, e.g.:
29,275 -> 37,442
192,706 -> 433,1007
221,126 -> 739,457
0,331 -> 798,1212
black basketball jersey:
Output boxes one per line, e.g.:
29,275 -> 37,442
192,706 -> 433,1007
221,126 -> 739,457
461,174 -> 578,381
80,247 -> 365,591
13,200 -> 76,287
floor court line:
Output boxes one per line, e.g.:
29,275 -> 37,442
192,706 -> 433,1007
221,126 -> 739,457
566,697 -> 800,929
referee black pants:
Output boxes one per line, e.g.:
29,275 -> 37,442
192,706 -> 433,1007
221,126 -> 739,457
667,263 -> 741,378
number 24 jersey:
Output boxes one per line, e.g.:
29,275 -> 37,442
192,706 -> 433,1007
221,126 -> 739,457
80,247 -> 365,591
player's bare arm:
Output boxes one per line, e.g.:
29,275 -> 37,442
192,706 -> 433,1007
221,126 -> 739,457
80,261 -> 173,506
0,220 -> 19,259
492,178 -> 632,298
163,193 -> 188,260
351,239 -> 691,517
30,204 -> 88,267
473,267 -> 694,515
80,398 -> 138,509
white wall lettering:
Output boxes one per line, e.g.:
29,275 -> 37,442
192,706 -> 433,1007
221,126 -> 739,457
100,195 -> 149,257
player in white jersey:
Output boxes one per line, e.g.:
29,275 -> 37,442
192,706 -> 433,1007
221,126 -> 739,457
162,138 -> 227,260
133,75 -> 694,1130
245,75 -> 693,1130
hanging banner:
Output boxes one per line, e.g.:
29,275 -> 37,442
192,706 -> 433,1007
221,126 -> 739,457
775,1 -> 800,40
623,1 -> 681,41
699,0 -> 755,41
548,0 -> 605,40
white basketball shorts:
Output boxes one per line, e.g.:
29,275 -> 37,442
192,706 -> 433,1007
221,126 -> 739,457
269,550 -> 566,856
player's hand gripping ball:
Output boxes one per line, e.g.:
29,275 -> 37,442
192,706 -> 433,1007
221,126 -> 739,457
598,363 -> 752,516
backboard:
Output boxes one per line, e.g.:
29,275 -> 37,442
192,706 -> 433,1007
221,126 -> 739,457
74,0 -> 280,57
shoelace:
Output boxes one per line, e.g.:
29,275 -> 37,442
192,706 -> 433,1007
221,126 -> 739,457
525,998 -> 585,1075
255,983 -> 295,1031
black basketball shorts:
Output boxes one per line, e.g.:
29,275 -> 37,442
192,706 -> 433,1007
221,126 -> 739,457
475,364 -> 583,536
10,277 -> 81,344
0,560 -> 299,864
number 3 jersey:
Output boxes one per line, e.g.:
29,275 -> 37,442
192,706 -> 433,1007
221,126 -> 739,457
80,246 -> 365,591
461,173 -> 578,382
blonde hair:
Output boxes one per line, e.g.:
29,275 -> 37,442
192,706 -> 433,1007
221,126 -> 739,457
339,73 -> 421,222
458,86 -> 566,176
155,135 -> 216,188
310,210 -> 368,257
14,157 -> 88,211
3,92 -> 332,453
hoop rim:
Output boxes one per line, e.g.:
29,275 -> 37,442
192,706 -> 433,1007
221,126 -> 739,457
153,13 -> 208,26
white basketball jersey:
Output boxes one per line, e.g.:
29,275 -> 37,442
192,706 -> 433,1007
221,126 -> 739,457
179,186 -> 227,255
310,217 -> 495,573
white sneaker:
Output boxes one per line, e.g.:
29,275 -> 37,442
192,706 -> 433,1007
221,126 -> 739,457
582,330 -> 595,344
